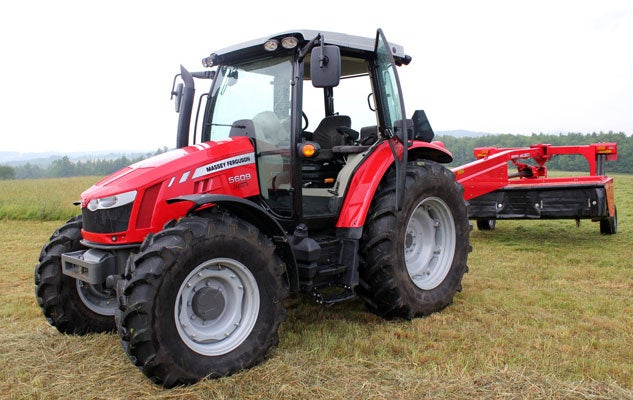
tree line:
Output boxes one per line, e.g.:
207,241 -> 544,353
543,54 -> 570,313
0,132 -> 630,180
1,148 -> 168,180
437,131 -> 630,174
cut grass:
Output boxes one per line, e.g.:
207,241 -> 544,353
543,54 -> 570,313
0,174 -> 632,399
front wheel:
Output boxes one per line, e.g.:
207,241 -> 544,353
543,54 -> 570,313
360,161 -> 470,319
34,216 -> 116,334
115,212 -> 287,387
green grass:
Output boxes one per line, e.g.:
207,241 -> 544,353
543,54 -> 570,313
1,175 -> 632,399
0,176 -> 100,220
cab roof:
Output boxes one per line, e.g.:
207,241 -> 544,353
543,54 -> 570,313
207,29 -> 406,66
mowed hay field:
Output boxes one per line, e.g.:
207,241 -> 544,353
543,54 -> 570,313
1,175 -> 632,399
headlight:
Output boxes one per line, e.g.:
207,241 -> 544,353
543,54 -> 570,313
264,39 -> 279,52
87,190 -> 137,211
281,36 -> 299,49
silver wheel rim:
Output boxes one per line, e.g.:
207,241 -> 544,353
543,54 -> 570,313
404,196 -> 456,290
175,258 -> 260,356
76,281 -> 117,316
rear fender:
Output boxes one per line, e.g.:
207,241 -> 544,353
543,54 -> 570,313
167,194 -> 298,290
336,141 -> 452,228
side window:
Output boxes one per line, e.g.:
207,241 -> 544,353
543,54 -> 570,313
302,77 -> 325,128
302,56 -> 376,134
334,75 -> 377,132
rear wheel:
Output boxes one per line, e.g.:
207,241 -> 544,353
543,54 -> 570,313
360,161 -> 470,319
34,216 -> 116,334
115,212 -> 287,387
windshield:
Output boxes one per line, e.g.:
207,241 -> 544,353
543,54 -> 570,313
204,56 -> 293,143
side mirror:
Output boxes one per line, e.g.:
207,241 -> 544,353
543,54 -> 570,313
171,82 -> 184,113
412,109 -> 434,142
310,45 -> 341,88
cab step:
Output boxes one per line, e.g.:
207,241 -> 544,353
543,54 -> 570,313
312,284 -> 355,304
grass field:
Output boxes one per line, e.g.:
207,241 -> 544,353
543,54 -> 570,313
0,176 -> 99,220
1,174 -> 632,399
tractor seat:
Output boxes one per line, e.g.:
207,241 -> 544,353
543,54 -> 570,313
301,115 -> 351,188
302,116 -> 375,188
312,115 -> 352,159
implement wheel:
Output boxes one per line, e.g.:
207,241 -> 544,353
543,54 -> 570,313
476,219 -> 496,231
600,206 -> 617,235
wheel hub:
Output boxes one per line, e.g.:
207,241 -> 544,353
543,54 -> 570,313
175,258 -> 260,356
192,287 -> 225,321
76,281 -> 117,316
404,197 -> 456,290
405,232 -> 414,249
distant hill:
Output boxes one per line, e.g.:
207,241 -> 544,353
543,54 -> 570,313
436,130 -> 492,138
0,150 -> 154,167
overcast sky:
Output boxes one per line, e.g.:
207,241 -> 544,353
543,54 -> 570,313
1,0 -> 631,153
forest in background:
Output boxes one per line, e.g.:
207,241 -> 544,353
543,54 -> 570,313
436,131 -> 629,173
0,148 -> 168,180
0,132 -> 630,180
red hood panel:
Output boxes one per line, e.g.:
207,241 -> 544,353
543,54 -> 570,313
82,138 -> 253,200
80,137 -> 260,244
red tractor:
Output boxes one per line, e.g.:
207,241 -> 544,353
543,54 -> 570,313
35,29 -> 470,386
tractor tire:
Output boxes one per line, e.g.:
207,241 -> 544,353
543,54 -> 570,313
360,161 -> 470,319
34,215 -> 116,334
115,212 -> 287,387
600,206 -> 617,235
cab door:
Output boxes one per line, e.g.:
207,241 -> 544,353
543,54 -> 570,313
373,28 -> 408,142
373,29 -> 409,209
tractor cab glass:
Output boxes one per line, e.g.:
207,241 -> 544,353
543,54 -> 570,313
302,55 -> 377,135
204,57 -> 292,143
374,30 -> 407,140
202,56 -> 293,213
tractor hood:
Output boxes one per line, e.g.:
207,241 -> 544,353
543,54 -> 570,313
79,136 -> 259,245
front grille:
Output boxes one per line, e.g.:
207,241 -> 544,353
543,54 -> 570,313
82,203 -> 133,233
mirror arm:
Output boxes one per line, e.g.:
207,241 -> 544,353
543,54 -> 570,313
318,36 -> 328,68
298,33 -> 323,61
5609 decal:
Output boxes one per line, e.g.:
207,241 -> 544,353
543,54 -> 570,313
228,173 -> 252,184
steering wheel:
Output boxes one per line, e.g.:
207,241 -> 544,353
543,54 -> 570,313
302,111 -> 309,131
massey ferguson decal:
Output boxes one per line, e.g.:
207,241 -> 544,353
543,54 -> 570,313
192,153 -> 256,179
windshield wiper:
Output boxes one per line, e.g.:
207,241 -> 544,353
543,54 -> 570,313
210,123 -> 246,129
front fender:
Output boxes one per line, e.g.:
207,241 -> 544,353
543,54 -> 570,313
336,140 -> 452,229
167,194 -> 298,290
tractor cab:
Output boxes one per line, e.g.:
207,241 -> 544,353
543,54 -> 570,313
174,30 -> 438,231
